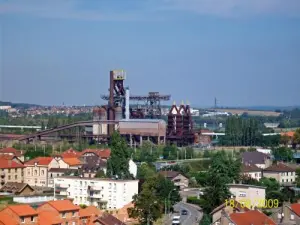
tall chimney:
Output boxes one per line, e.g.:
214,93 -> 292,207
125,87 -> 130,120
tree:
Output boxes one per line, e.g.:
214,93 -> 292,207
199,214 -> 211,225
162,145 -> 178,160
296,168 -> 300,187
294,129 -> 300,146
135,141 -> 158,163
106,131 -> 131,179
137,163 -> 156,180
272,147 -> 293,162
200,151 -> 241,213
195,172 -> 209,187
95,170 -> 106,178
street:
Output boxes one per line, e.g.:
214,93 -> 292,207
165,202 -> 202,225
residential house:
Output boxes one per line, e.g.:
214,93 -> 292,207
48,168 -> 78,188
79,205 -> 102,225
0,204 -> 38,225
227,184 -> 266,209
24,157 -> 53,187
210,199 -> 250,224
37,199 -> 80,225
241,151 -> 272,169
0,147 -> 25,162
112,202 -> 138,224
0,182 -> 34,196
80,149 -> 111,161
159,171 -> 189,190
0,158 -> 25,188
80,156 -> 108,178
263,163 -> 296,185
271,202 -> 300,224
0,154 -> 23,164
60,148 -> 81,158
241,163 -> 262,181
49,156 -> 82,169
54,177 -> 139,210
94,213 -> 125,225
215,209 -> 276,225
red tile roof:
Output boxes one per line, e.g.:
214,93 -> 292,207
94,213 -> 125,225
264,163 -> 295,172
7,204 -> 38,216
25,157 -> 53,166
230,210 -> 276,225
81,149 -> 111,159
0,147 -> 24,157
62,157 -> 82,166
0,211 -> 18,225
291,203 -> 300,216
45,200 -> 80,212
61,149 -> 81,158
38,211 -> 62,225
79,206 -> 102,218
0,159 -> 25,169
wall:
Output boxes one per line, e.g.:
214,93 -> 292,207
54,178 -> 139,210
1,207 -> 37,225
243,171 -> 262,181
24,166 -> 48,187
13,195 -> 54,204
172,174 -> 189,190
0,167 -> 24,188
229,186 -> 265,208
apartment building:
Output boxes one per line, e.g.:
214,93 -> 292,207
0,158 -> 24,188
54,177 -> 139,210
263,163 -> 296,185
24,157 -> 53,187
37,200 -> 80,225
0,204 -> 38,225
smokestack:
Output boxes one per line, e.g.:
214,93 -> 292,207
125,87 -> 130,120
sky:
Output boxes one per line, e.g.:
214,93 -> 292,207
0,0 -> 300,107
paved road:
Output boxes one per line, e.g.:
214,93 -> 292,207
165,202 -> 202,225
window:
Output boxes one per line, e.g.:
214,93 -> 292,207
282,179 -> 284,182
51,173 -> 53,178
8,169 -> 11,173
291,214 -> 295,220
31,216 -> 34,222
34,170 -> 37,176
72,212 -> 75,217
20,217 -> 25,223
15,175 -> 17,179
65,222 -> 68,225
41,170 -> 44,175
15,168 -> 17,172
238,191 -> 246,197
8,175 -> 11,180
27,169 -> 30,175
62,212 -> 66,218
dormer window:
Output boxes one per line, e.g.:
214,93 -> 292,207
20,217 -> 25,223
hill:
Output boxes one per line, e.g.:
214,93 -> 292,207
0,101 -> 40,109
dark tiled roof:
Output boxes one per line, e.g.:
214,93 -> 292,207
241,163 -> 262,173
81,156 -> 106,172
0,182 -> 33,193
242,151 -> 270,165
159,171 -> 181,179
94,213 -> 125,225
264,163 -> 295,172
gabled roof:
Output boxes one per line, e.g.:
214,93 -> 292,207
242,151 -> 271,165
94,213 -> 125,225
25,157 -> 53,166
241,163 -> 262,173
62,157 -> 82,166
6,204 -> 37,216
45,199 -> 80,212
0,147 -> 24,157
0,182 -> 34,194
159,171 -> 181,179
0,211 -> 18,225
264,163 -> 295,172
281,131 -> 295,137
38,211 -> 62,225
0,159 -> 25,169
229,210 -> 276,225
79,205 -> 102,218
81,149 -> 111,159
60,148 -> 81,158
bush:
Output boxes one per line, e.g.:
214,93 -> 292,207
187,196 -> 203,206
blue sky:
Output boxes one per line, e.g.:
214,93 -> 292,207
0,0 -> 300,107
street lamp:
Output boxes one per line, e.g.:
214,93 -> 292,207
165,188 -> 176,215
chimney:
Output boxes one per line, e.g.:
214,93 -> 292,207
125,87 -> 130,120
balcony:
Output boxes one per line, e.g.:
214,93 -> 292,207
88,185 -> 102,191
89,194 -> 102,199
55,184 -> 68,190
55,190 -> 68,196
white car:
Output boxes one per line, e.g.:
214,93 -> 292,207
172,216 -> 181,225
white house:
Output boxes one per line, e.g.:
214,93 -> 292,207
54,177 -> 139,210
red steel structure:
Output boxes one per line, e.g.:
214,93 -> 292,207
166,101 -> 194,146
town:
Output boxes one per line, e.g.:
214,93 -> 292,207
1,1 -> 300,225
